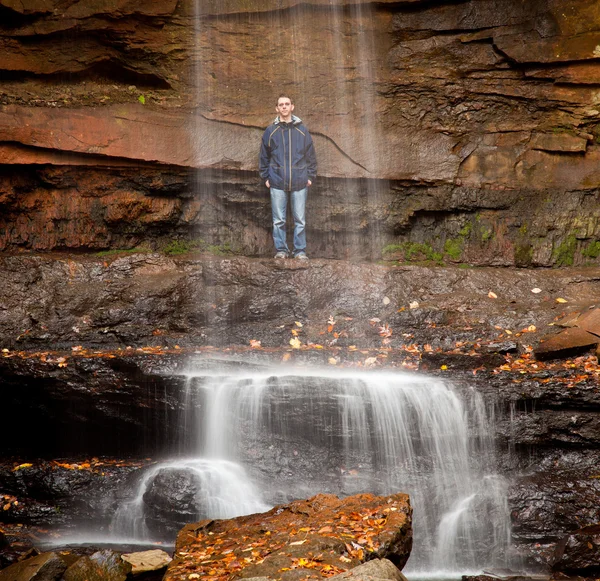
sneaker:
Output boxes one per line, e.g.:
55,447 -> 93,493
295,252 -> 309,260
274,252 -> 288,259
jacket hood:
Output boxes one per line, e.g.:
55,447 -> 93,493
274,114 -> 302,125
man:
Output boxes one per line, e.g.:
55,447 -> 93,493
259,94 -> 317,260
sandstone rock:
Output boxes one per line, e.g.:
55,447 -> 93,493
0,552 -> 67,581
165,492 -> 412,581
530,133 -> 588,154
329,558 -> 407,580
63,550 -> 131,581
534,327 -> 599,360
120,550 -> 172,574
535,308 -> 600,359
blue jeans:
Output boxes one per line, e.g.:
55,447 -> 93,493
270,187 -> 307,255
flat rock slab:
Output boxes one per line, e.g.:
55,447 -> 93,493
165,492 -> 412,581
534,327 -> 600,360
121,550 -> 172,574
535,308 -> 600,359
0,552 -> 66,581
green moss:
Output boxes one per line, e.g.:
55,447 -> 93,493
481,228 -> 493,243
519,223 -> 528,236
162,240 -> 198,255
162,239 -> 234,257
382,242 -> 444,265
553,235 -> 577,267
205,242 -> 233,256
514,244 -> 533,267
582,240 -> 600,259
382,243 -> 405,256
459,222 -> 472,237
444,238 -> 463,261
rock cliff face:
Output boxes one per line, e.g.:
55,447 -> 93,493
1,0 -> 600,263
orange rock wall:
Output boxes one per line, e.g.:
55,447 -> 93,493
1,0 -> 600,263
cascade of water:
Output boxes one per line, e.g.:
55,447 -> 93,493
110,458 -> 269,542
169,367 -> 513,575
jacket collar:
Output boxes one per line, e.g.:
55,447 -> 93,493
274,114 -> 302,126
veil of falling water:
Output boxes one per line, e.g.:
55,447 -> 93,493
112,367 -> 514,576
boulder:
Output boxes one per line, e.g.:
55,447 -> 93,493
535,308 -> 600,359
142,468 -> 204,536
120,550 -> 172,574
329,558 -> 407,580
165,492 -> 412,581
0,552 -> 67,581
534,327 -> 599,360
63,550 -> 131,581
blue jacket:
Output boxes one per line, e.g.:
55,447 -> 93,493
259,115 -> 317,192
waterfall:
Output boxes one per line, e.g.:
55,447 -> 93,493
112,366 -> 512,575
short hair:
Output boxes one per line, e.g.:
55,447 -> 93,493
277,94 -> 294,105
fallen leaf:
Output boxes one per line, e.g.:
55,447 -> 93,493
13,463 -> 32,471
556,298 -> 568,303
295,321 -> 303,327
289,337 -> 302,349
441,365 -> 448,370
249,339 -> 261,348
531,288 -> 542,294
527,325 -> 536,332
382,296 -> 391,305
328,357 -> 338,365
409,301 -> 419,309
488,291 -> 498,299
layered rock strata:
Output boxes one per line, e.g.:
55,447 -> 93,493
1,0 -> 600,263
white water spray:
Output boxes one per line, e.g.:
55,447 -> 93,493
111,366 -> 514,574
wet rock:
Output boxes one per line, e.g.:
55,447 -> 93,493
166,492 -> 412,581
0,552 -> 67,581
329,558 -> 407,580
63,550 -> 131,581
120,550 -> 172,574
552,524 -> 600,575
142,469 -> 204,536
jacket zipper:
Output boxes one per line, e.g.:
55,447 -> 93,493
288,127 -> 292,191
282,127 -> 287,189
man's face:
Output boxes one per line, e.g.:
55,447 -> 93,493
276,98 -> 294,121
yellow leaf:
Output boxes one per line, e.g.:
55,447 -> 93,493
328,357 -> 338,365
13,463 -> 32,471
527,325 -> 536,332
295,321 -> 303,327
556,298 -> 568,303
291,329 -> 299,336
289,337 -> 302,349
505,329 -> 513,335
488,291 -> 498,299
440,365 -> 448,370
